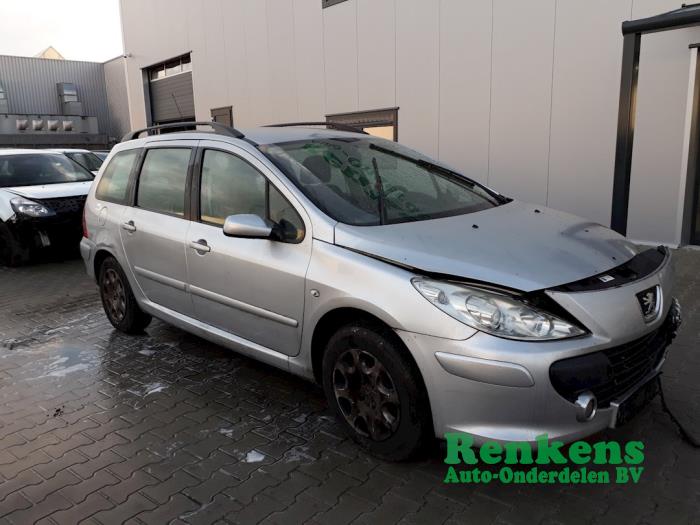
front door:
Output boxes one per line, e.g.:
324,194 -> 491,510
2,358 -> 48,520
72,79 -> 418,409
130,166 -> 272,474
185,143 -> 311,356
120,143 -> 196,315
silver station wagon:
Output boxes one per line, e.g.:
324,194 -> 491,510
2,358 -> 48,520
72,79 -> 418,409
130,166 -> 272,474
81,121 -> 681,460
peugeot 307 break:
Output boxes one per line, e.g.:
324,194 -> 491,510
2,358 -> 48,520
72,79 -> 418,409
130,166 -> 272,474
81,122 -> 681,460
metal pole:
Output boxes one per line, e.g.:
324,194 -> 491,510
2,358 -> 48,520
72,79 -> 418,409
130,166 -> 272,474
611,33 -> 641,235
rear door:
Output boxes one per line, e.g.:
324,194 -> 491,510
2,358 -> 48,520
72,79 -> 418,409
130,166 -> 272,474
120,141 -> 196,315
92,147 -> 141,261
185,142 -> 312,356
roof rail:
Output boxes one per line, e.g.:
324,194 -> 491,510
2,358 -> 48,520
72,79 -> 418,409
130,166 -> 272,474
264,121 -> 368,135
121,121 -> 245,142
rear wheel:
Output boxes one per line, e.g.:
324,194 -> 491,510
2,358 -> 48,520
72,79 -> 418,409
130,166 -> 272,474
322,322 -> 432,460
98,256 -> 151,333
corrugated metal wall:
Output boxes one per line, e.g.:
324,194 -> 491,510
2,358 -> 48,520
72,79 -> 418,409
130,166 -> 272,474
0,55 -> 111,134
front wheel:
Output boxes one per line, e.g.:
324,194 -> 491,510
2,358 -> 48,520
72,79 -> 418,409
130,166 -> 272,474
98,256 -> 152,334
322,322 -> 432,461
0,223 -> 30,267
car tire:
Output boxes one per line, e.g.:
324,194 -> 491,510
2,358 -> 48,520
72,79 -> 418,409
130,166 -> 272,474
322,321 -> 432,461
98,256 -> 152,334
0,223 -> 30,267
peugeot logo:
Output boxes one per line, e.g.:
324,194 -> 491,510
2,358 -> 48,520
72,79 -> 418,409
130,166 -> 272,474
636,286 -> 661,322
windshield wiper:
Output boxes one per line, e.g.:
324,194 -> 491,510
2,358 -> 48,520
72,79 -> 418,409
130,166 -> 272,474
368,143 -> 472,185
368,143 -> 510,205
371,157 -> 387,225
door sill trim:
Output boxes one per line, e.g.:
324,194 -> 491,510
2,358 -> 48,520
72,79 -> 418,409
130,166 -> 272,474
140,299 -> 290,371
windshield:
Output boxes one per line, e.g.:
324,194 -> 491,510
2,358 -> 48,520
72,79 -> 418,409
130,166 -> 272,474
259,137 -> 505,226
0,154 -> 94,187
65,151 -> 104,172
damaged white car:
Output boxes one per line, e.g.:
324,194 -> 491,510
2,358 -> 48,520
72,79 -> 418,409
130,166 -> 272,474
0,149 -> 93,265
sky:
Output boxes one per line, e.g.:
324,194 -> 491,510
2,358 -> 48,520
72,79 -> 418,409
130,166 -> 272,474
0,0 -> 123,62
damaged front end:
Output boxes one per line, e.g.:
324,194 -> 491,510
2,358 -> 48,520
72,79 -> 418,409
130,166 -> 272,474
3,194 -> 87,260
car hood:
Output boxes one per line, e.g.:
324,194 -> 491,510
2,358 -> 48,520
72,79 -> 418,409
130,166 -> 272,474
4,181 -> 92,199
334,200 -> 639,292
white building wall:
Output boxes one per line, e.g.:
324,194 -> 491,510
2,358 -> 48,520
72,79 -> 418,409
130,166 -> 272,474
119,0 -> 700,245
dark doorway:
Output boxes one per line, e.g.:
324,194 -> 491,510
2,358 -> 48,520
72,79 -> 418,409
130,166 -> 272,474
211,106 -> 233,127
692,165 -> 700,244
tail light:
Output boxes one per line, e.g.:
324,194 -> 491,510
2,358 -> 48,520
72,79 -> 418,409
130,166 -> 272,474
82,204 -> 89,239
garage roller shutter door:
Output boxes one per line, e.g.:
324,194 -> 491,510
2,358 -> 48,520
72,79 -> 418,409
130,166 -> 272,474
150,72 -> 195,123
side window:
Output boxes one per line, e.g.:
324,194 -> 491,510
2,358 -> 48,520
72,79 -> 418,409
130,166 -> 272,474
95,149 -> 139,203
136,148 -> 191,216
200,149 -> 305,242
200,150 -> 266,225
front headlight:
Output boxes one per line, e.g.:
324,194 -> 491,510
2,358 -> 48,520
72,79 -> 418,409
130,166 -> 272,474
412,277 -> 585,341
10,197 -> 55,218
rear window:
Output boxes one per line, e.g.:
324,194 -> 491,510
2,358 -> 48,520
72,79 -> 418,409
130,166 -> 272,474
0,154 -> 93,188
136,148 -> 191,216
95,149 -> 139,203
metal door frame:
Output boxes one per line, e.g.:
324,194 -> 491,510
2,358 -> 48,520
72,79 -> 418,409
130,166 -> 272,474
612,4 -> 700,239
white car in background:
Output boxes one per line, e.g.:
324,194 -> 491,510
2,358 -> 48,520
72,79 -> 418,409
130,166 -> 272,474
51,148 -> 104,175
0,150 -> 94,266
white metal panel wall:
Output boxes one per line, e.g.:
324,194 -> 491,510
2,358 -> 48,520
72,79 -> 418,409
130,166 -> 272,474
190,0 -> 227,123
323,0 -> 359,114
438,0 -> 491,185
547,0 -> 632,227
489,0 -> 555,205
120,0 -> 191,130
396,0 -> 439,157
267,0 -> 301,124
628,27 -> 700,244
219,0 -> 250,125
241,0 -> 276,126
119,0 -> 700,244
293,0 -> 326,121
624,0 -> 700,244
357,0 -> 395,111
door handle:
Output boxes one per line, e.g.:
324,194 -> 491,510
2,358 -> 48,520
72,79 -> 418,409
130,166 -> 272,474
121,220 -> 136,232
189,239 -> 211,253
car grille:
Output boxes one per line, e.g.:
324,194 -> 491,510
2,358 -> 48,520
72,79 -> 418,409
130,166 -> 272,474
37,195 -> 87,216
549,311 -> 676,408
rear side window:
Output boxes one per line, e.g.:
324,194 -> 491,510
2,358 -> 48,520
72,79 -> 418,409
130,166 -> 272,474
136,148 -> 191,216
95,150 -> 139,203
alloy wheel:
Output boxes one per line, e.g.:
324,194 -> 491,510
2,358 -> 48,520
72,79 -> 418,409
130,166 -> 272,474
332,348 -> 400,441
101,268 -> 126,323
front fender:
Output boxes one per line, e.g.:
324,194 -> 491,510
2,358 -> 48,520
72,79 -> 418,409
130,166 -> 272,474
291,240 -> 476,378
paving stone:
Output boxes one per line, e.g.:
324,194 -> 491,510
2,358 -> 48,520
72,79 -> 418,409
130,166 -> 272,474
99,469 -> 160,506
21,468 -> 82,504
0,255 -> 698,524
135,493 -> 199,524
313,493 -> 378,525
45,492 -> 114,524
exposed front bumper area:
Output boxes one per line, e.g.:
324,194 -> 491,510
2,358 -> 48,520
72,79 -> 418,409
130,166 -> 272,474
4,212 -> 83,256
398,256 -> 681,445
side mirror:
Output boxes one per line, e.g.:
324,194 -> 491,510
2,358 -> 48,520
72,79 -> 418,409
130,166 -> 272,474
222,214 -> 273,239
